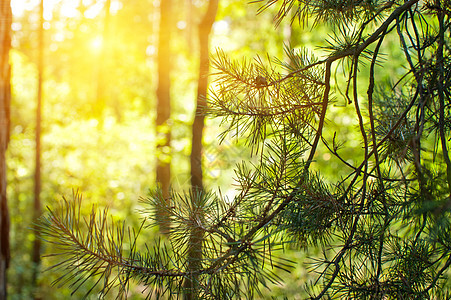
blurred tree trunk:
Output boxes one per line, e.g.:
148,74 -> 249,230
189,0 -> 218,191
0,1 -> 11,299
155,0 -> 172,235
184,1 -> 219,299
32,0 -> 44,294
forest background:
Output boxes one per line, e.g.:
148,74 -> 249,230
4,0 -> 404,298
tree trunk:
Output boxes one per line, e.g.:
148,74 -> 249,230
0,1 -> 11,299
184,1 -> 219,299
190,0 -> 219,191
155,0 -> 172,235
32,0 -> 44,294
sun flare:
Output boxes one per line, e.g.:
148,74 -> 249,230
89,36 -> 103,53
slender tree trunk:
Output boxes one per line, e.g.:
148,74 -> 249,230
0,2 -> 11,299
184,1 -> 219,299
190,0 -> 219,191
32,0 -> 44,295
155,0 -> 172,234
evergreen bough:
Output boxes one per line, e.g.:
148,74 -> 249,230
38,0 -> 451,298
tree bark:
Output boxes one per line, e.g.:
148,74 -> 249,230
155,0 -> 172,235
190,0 -> 219,191
184,1 -> 219,299
0,1 -> 11,299
32,0 -> 44,294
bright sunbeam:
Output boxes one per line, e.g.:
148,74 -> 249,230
89,36 -> 103,53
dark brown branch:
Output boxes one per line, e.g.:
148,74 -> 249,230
436,4 -> 451,195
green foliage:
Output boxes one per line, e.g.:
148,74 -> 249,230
36,0 -> 451,299
209,47 -> 324,154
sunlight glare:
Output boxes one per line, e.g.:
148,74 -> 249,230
146,45 -> 156,56
177,20 -> 187,30
110,0 -> 123,15
213,19 -> 230,35
10,0 -> 33,17
60,1 -> 80,18
11,0 -> 80,20
84,1 -> 103,19
90,36 -> 104,53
